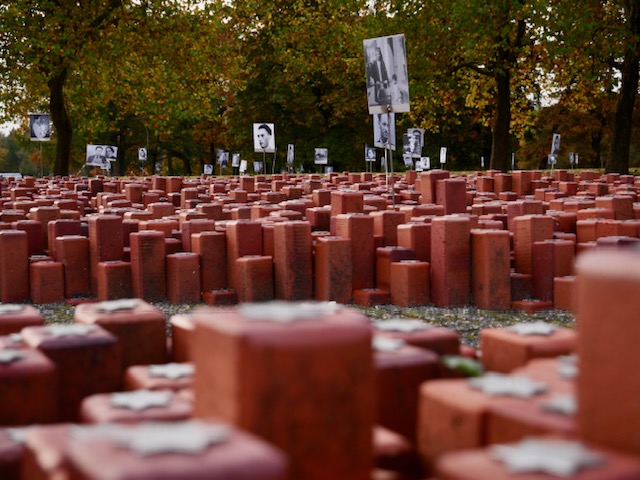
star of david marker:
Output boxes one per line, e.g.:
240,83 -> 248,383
468,373 -> 548,398
507,321 -> 557,336
491,438 -> 604,477
148,363 -> 194,379
111,391 -> 173,411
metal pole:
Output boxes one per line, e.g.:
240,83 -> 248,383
386,107 -> 395,208
39,144 -> 43,177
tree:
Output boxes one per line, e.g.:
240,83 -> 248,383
0,0 -> 125,175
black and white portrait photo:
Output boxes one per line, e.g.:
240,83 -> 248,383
240,160 -> 248,174
439,147 -> 447,165
232,153 -> 240,168
30,114 -> 50,141
419,157 -> 431,171
314,148 -> 328,165
365,146 -> 376,162
253,123 -> 276,153
253,161 -> 263,173
549,133 -> 561,164
363,34 -> 410,114
138,148 -> 147,161
86,145 -> 109,168
408,128 -> 424,149
203,164 -> 213,175
105,146 -> 118,162
373,112 -> 396,150
403,154 -> 414,169
287,144 -> 295,165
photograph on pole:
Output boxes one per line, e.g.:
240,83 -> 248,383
373,112 -> 396,150
363,34 -> 410,114
29,113 -> 51,141
253,123 -> 276,153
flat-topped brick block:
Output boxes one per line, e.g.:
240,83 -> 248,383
431,215 -> 471,307
124,362 -> 194,392
576,250 -> 640,455
30,261 -> 64,304
471,229 -> 511,311
334,213 -> 375,291
480,324 -> 576,373
56,235 -> 91,299
0,304 -> 44,335
314,236 -> 352,303
0,347 -> 58,425
80,389 -> 193,424
273,221 -> 313,300
22,324 -> 121,421
193,302 -> 373,480
235,255 -> 274,302
130,230 -> 166,302
0,230 -> 29,303
374,340 -> 439,441
390,260 -> 430,307
166,252 -> 201,304
74,299 -> 167,372
65,421 -> 288,480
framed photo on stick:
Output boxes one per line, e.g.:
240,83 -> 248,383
363,34 -> 410,114
253,123 -> 276,153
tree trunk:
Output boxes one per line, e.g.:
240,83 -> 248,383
607,0 -> 640,174
490,70 -> 511,172
48,68 -> 72,176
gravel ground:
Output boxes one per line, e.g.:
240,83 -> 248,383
35,301 -> 575,349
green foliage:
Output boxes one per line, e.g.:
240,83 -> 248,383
0,0 -> 638,174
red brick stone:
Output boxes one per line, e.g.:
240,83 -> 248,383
431,216 -> 471,307
480,326 -> 576,373
376,246 -> 415,291
166,252 -> 201,304
471,230 -> 511,311
193,304 -> 373,480
330,189 -> 364,216
202,290 -> 238,306
397,222 -> 431,262
576,250 -> 640,455
124,363 -> 194,392
420,170 -> 450,204
390,260 -> 430,307
169,314 -> 195,363
30,261 -> 64,304
334,213 -> 376,290
512,215 -> 554,275
314,236 -> 352,303
417,379 -> 490,470
272,221 -> 313,300
375,343 -> 439,441
56,235 -> 91,299
353,288 -> 390,306
0,428 -> 23,479
74,299 -> 167,372
436,178 -> 467,215
22,324 -> 121,421
374,323 -> 459,357
180,219 -> 215,252
88,215 -> 124,296
0,230 -> 29,303
191,231 -> 227,292
554,276 -> 576,312
47,219 -> 82,259
511,299 -> 554,314
12,219 -> 44,256
371,210 -> 406,246
96,260 -> 132,301
235,255 -> 274,302
436,440 -> 640,480
0,304 -> 44,335
66,421 -> 287,480
130,230 -> 166,302
225,220 -> 263,292
0,347 -> 58,425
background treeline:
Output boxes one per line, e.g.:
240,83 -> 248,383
0,0 -> 638,176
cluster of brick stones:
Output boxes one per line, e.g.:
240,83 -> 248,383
0,170 -> 639,478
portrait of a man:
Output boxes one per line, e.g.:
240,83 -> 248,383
86,145 -> 108,168
253,123 -> 276,153
363,34 -> 410,114
373,113 -> 396,150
